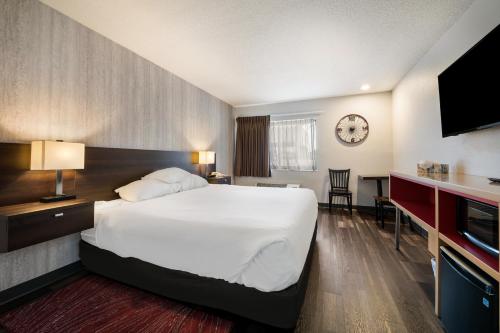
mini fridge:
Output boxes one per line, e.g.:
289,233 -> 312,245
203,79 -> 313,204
440,246 -> 498,333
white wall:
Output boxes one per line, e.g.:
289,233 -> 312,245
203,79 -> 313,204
393,0 -> 500,177
234,92 -> 393,206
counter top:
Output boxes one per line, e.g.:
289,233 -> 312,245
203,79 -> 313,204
390,170 -> 500,204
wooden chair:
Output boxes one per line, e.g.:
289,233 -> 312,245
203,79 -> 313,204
375,198 -> 414,231
374,195 -> 393,228
328,169 -> 352,215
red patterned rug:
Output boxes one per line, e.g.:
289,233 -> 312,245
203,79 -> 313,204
0,274 -> 234,333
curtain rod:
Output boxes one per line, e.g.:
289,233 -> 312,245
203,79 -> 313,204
270,111 -> 323,118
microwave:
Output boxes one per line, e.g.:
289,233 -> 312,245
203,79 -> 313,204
457,197 -> 499,257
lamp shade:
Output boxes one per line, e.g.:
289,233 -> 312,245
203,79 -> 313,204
198,151 -> 215,164
31,141 -> 85,170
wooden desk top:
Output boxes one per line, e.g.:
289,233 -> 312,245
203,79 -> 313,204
390,170 -> 500,204
358,175 -> 389,180
0,198 -> 92,217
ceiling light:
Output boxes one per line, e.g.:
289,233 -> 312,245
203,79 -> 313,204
360,84 -> 371,91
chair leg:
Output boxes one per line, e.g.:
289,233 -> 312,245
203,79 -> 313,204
348,195 -> 352,215
381,204 -> 385,229
374,200 -> 379,223
329,194 -> 332,213
407,213 -> 415,231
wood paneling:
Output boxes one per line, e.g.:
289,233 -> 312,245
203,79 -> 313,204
77,146 -> 214,201
0,143 -> 214,205
0,0 -> 233,175
0,0 -> 233,291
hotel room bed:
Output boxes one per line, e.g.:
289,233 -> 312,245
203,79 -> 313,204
79,184 -> 318,328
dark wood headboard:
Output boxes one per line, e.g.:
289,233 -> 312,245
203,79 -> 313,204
0,143 -> 215,206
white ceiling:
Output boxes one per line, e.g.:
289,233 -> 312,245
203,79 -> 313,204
40,0 -> 473,106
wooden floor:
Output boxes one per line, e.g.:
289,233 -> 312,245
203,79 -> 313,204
295,208 -> 444,333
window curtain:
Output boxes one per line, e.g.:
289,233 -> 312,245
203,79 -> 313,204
270,118 -> 317,171
234,116 -> 271,177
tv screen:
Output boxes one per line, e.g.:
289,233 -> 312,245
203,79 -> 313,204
438,24 -> 500,137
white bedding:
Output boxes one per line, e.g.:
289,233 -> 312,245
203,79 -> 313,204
85,184 -> 317,292
81,228 -> 97,246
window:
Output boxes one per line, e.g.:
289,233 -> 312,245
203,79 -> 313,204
270,118 -> 317,171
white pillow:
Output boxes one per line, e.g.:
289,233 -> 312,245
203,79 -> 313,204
180,174 -> 208,191
115,179 -> 181,202
142,167 -> 191,184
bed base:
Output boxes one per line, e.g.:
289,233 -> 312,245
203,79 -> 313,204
79,223 -> 317,329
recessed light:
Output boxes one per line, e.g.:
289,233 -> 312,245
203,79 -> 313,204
360,84 -> 371,91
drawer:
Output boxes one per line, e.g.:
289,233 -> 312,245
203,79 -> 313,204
218,178 -> 230,184
7,203 -> 93,251
208,177 -> 231,184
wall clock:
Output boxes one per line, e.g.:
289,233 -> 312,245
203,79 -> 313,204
335,114 -> 369,144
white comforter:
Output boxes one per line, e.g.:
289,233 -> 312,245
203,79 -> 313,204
92,184 -> 317,292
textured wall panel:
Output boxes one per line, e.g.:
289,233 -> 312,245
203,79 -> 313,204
0,0 -> 234,290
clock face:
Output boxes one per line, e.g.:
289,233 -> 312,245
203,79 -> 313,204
336,114 -> 369,144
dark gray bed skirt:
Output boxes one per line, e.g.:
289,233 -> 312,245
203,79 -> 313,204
79,222 -> 317,329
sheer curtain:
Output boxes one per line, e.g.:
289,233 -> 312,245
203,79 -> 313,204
270,118 -> 317,171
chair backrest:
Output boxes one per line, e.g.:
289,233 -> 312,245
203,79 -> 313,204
329,169 -> 350,191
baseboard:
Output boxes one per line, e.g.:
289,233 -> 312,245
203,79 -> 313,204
318,202 -> 374,212
319,203 -> 426,234
0,261 -> 84,311
318,203 -> 399,217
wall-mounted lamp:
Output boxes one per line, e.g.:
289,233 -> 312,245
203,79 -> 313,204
31,140 -> 85,202
197,151 -> 215,177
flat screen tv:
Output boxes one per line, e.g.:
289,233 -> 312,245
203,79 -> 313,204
438,24 -> 500,137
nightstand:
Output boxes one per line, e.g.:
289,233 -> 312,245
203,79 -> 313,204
0,199 -> 94,253
207,176 -> 232,185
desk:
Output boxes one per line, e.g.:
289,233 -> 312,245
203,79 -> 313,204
358,175 -> 389,197
390,170 -> 500,318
